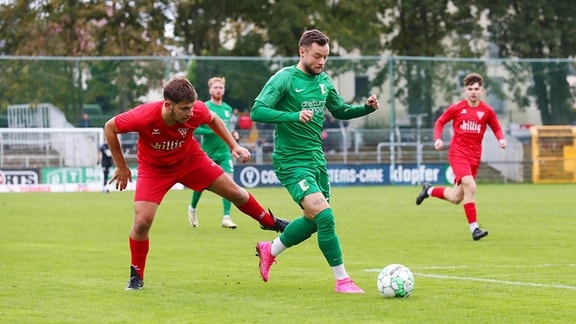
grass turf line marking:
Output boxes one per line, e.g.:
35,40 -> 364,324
364,266 -> 576,290
412,264 -> 576,270
366,264 -> 576,272
414,273 -> 576,290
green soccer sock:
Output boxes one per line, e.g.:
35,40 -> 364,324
279,216 -> 317,247
314,208 -> 343,267
190,191 -> 202,209
222,198 -> 232,217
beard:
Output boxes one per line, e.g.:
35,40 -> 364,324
169,110 -> 188,124
303,62 -> 323,75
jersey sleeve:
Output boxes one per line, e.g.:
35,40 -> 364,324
434,104 -> 454,140
114,106 -> 142,133
194,101 -> 213,135
326,93 -> 374,120
194,101 -> 214,125
486,109 -> 505,140
251,70 -> 300,123
324,77 -> 374,120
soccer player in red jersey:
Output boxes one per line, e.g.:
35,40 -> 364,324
415,72 -> 507,241
104,76 -> 289,290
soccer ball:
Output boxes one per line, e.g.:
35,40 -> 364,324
376,264 -> 415,298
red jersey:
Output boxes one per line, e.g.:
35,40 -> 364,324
434,99 -> 504,163
114,100 -> 213,168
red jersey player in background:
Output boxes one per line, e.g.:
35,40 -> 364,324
415,72 -> 506,241
104,76 -> 289,290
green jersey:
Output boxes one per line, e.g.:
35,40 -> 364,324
251,65 -> 375,168
195,100 -> 234,160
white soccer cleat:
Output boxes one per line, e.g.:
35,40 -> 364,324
188,206 -> 198,227
221,217 -> 237,229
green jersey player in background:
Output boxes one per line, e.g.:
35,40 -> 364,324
188,77 -> 240,229
252,29 -> 380,293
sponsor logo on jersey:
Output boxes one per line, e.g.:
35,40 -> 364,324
460,120 -> 482,133
151,140 -> 184,151
178,128 -> 188,137
301,100 -> 326,113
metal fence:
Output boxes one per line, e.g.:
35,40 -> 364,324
1,55 -> 576,186
2,125 -> 574,186
1,55 -> 576,129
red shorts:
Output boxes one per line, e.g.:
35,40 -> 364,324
448,156 -> 479,185
134,155 -> 225,204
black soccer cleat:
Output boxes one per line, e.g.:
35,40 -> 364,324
125,265 -> 144,290
260,209 -> 290,233
415,182 -> 432,205
472,227 -> 488,241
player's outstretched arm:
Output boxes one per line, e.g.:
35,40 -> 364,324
250,101 -> 300,124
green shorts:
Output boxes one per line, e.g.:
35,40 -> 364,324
211,155 -> 234,174
275,164 -> 331,205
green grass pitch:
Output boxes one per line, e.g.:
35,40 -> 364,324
1,184 -> 575,323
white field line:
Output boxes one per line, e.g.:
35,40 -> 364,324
366,264 -> 576,272
365,264 -> 576,290
413,273 -> 576,290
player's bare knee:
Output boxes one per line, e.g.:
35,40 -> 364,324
132,221 -> 151,235
452,197 -> 464,205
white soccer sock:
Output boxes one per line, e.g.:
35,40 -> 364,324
331,264 -> 349,280
427,187 -> 434,196
270,237 -> 287,257
469,222 -> 478,233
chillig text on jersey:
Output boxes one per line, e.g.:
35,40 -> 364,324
152,140 -> 184,151
459,120 -> 481,133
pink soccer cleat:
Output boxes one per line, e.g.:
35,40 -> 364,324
335,277 -> 364,294
255,241 -> 276,282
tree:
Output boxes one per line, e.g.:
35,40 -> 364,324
0,1 -> 171,123
478,1 -> 576,125
175,0 -> 389,111
381,0 -> 484,127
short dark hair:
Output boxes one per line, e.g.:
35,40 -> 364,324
163,76 -> 197,103
299,29 -> 329,47
464,73 -> 483,87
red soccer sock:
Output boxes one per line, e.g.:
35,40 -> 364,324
463,202 -> 477,224
129,237 -> 149,279
431,187 -> 446,199
236,193 -> 275,227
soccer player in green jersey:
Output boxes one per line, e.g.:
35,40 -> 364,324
252,29 -> 380,293
188,77 -> 239,229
